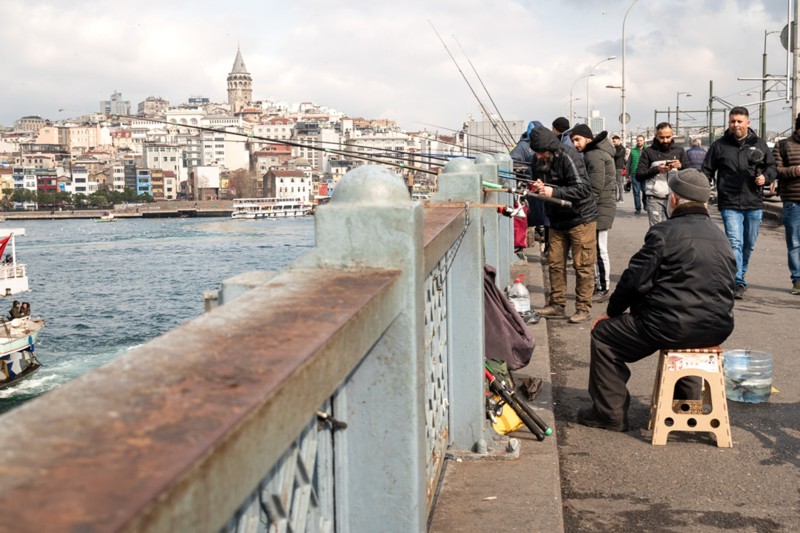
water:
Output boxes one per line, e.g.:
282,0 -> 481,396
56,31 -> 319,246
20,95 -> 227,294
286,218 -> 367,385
0,217 -> 314,413
723,349 -> 773,403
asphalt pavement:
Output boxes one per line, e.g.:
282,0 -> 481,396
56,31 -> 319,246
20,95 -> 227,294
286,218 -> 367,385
430,196 -> 799,532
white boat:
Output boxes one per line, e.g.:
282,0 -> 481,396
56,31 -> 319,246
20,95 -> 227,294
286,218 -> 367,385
231,197 -> 313,219
96,211 -> 117,222
0,228 -> 44,389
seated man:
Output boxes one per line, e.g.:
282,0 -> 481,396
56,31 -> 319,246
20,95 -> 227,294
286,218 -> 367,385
578,169 -> 736,431
8,300 -> 21,320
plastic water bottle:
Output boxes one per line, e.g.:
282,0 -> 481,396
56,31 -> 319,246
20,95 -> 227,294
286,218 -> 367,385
508,275 -> 530,314
723,349 -> 773,403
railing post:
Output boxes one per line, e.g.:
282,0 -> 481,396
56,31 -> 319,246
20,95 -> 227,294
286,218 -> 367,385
494,152 -> 516,288
292,166 -> 427,532
476,154 -> 500,276
435,158 -> 487,451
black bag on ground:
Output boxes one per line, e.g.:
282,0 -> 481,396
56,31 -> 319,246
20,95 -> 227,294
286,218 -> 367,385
483,264 -> 536,370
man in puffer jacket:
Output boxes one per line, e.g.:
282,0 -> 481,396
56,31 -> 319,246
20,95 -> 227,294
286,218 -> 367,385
529,125 -> 597,324
772,113 -> 800,295
570,124 -> 617,301
636,122 -> 690,226
701,106 -> 776,299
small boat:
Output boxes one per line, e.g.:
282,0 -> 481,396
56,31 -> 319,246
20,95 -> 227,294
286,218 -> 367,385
96,211 -> 117,222
231,197 -> 313,219
0,228 -> 45,389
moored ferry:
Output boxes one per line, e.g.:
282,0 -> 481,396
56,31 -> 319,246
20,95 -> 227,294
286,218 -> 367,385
231,197 -> 313,219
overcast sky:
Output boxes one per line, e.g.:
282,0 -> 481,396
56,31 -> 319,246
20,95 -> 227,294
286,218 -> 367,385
1,0 -> 794,138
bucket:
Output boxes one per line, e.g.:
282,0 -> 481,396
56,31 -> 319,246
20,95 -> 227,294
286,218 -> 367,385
722,350 -> 773,403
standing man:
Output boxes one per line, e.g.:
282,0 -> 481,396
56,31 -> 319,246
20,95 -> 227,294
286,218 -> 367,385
529,125 -> 598,324
772,113 -> 800,295
702,106 -> 776,299
626,135 -> 645,214
636,123 -> 690,226
578,169 -> 736,431
570,124 -> 617,301
611,135 -> 626,202
686,138 -> 707,170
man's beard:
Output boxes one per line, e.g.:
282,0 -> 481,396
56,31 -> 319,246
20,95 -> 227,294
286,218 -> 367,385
535,157 -> 552,174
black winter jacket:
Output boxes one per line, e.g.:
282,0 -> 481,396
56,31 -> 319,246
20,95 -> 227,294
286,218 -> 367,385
529,126 -> 597,230
701,128 -> 777,210
636,139 -> 690,198
606,203 -> 736,347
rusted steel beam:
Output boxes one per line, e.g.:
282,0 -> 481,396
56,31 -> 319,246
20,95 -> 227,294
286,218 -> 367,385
0,267 -> 402,533
423,205 -> 467,275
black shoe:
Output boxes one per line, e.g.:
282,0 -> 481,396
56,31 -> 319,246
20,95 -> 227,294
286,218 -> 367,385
734,284 -> 746,300
576,406 -> 629,432
634,209 -> 641,215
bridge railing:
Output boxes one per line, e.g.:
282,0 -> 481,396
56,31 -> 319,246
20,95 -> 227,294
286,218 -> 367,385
0,155 -> 515,532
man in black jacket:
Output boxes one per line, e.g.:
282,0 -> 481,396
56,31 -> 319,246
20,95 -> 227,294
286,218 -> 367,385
702,106 -> 776,299
529,125 -> 597,324
636,122 -> 690,227
577,169 -> 736,431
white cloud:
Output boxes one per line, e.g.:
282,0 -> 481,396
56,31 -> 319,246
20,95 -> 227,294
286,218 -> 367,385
0,0 -> 793,138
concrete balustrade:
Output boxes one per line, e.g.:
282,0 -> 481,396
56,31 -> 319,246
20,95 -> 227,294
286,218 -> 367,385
0,159 -> 515,532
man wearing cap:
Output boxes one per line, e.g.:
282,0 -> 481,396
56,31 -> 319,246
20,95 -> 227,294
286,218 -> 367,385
578,169 -> 736,431
529,125 -> 597,324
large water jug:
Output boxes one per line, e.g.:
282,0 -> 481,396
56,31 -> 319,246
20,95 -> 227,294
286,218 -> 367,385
723,350 -> 773,403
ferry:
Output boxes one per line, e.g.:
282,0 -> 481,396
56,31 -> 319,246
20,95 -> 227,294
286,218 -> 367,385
0,228 -> 45,390
231,197 -> 313,219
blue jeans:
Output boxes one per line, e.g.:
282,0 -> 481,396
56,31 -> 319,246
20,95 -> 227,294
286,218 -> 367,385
783,201 -> 800,283
720,208 -> 763,287
631,175 -> 642,211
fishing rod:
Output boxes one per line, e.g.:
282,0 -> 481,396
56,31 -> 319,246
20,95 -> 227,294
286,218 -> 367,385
452,34 -> 516,145
414,121 -> 508,149
428,20 -> 515,150
482,181 -> 571,208
115,114 -> 439,176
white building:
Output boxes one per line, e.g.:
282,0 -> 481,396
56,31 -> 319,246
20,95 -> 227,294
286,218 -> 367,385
143,143 -> 183,176
111,164 -> 126,191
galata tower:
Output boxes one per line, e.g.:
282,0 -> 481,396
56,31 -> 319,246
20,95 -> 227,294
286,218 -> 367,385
227,46 -> 252,114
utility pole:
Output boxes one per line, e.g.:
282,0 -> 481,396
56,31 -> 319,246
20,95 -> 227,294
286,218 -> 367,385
793,0 -> 799,122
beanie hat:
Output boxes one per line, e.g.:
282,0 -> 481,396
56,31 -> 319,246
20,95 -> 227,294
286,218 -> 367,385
570,123 -> 593,140
668,169 -> 710,203
529,125 -> 561,153
552,116 -> 570,133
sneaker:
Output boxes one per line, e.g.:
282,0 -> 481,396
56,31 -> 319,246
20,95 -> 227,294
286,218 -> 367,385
592,290 -> 609,302
568,310 -> 591,324
635,209 -> 641,215
539,304 -> 566,319
521,310 -> 541,325
576,406 -> 629,432
734,284 -> 747,300
793,282 -> 800,295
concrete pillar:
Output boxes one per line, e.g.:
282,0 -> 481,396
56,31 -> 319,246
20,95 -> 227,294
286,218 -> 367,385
493,152 -> 515,289
293,166 -> 427,532
435,158 -> 486,451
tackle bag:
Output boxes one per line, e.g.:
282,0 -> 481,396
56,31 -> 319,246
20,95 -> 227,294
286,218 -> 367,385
483,264 -> 536,370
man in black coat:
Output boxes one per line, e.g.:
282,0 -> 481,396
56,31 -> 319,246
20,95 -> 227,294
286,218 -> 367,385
611,134 -> 627,202
578,169 -> 736,431
636,122 -> 690,227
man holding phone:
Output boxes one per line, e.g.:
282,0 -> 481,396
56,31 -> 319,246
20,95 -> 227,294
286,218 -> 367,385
636,122 -> 690,226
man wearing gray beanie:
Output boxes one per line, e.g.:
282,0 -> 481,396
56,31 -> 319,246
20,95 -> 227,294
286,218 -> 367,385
578,168 -> 736,431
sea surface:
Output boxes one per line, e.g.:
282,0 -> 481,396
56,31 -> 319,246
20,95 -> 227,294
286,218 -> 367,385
0,216 -> 315,414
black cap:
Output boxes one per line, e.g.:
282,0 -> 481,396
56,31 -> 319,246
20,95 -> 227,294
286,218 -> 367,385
569,124 -> 593,140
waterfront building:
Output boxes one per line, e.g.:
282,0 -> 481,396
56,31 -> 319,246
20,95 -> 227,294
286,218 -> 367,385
36,169 -> 58,196
136,169 -> 152,197
143,143 -> 183,177
227,47 -> 252,115
71,166 -> 99,195
111,164 -> 125,192
254,145 -> 292,174
100,91 -> 131,116
163,170 -> 177,200
12,167 -> 36,191
262,169 -> 311,202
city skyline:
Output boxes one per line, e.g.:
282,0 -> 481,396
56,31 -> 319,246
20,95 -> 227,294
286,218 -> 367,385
1,0 -> 794,137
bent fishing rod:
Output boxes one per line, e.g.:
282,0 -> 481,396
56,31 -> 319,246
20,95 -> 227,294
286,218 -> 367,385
428,20 -> 515,150
452,34 -> 516,145
114,114 -> 440,176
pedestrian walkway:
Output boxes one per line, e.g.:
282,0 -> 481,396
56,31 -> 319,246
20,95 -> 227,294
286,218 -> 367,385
431,196 -> 798,532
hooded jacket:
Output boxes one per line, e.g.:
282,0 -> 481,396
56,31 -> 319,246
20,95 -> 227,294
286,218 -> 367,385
636,138 -> 690,199
581,131 -> 617,231
529,125 -> 596,230
606,203 -> 736,347
702,128 -> 777,210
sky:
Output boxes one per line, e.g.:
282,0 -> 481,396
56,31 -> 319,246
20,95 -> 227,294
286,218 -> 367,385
1,0 -> 795,139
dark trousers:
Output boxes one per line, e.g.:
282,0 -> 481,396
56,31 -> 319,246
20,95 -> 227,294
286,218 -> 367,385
589,313 -> 700,423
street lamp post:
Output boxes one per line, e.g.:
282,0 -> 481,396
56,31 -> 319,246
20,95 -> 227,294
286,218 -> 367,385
587,56 -> 617,124
676,91 -> 691,140
570,74 -> 594,125
621,0 -> 639,146
761,29 -> 780,138
606,84 -> 623,136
